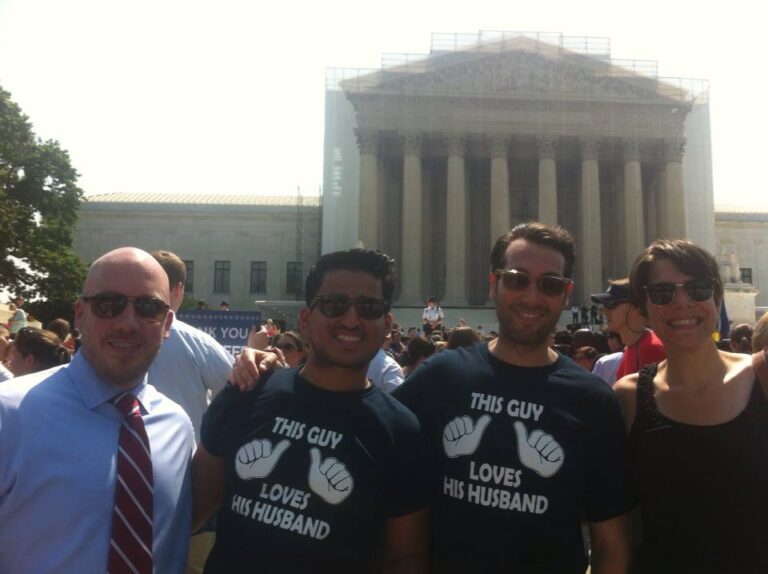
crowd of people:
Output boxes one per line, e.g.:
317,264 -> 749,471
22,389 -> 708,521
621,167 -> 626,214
0,224 -> 767,574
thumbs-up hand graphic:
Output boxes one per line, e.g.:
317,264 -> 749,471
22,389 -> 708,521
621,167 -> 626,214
235,438 -> 291,480
513,421 -> 564,478
308,448 -> 354,505
442,414 -> 492,458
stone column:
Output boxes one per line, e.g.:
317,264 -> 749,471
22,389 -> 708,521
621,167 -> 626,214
356,129 -> 379,249
537,136 -> 558,226
444,135 -> 468,305
489,135 -> 510,243
399,132 -> 423,303
580,137 -> 603,298
660,138 -> 687,239
622,138 -> 644,268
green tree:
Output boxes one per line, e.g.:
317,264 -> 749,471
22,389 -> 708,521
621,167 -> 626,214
1,86 -> 87,324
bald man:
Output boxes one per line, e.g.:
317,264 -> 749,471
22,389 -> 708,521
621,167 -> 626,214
0,247 -> 194,573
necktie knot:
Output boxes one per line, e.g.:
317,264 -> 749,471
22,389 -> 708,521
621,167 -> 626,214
112,393 -> 141,419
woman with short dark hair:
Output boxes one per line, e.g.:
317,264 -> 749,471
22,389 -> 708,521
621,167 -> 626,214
614,239 -> 768,573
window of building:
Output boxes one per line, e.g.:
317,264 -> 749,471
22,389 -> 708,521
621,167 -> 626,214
250,261 -> 267,294
286,262 -> 303,297
741,267 -> 752,285
214,260 -> 230,293
183,260 -> 194,293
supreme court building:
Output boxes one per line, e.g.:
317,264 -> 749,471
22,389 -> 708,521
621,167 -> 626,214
323,32 -> 715,305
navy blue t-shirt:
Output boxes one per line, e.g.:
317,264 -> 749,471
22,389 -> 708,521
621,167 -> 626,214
201,368 -> 430,573
393,343 -> 631,574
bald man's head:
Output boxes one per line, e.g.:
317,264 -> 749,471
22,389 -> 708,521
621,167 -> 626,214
76,247 -> 173,390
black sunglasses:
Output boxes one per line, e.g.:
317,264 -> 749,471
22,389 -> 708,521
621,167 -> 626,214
644,279 -> 715,306
603,300 -> 628,311
494,269 -> 572,297
310,294 -> 390,320
82,294 -> 170,322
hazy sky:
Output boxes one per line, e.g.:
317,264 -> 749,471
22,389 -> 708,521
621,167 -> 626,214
0,0 -> 764,208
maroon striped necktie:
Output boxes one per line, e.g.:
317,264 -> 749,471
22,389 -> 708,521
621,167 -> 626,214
108,393 -> 154,574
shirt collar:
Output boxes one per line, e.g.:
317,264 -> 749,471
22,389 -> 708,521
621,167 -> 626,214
66,352 -> 150,411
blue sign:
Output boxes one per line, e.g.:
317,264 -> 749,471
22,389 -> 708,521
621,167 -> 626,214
177,310 -> 261,356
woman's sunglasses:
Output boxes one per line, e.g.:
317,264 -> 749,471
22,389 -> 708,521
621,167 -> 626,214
644,279 -> 715,306
82,294 -> 170,322
494,269 -> 572,297
310,294 -> 390,320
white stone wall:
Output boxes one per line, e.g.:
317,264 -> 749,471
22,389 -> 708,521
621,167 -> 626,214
74,203 -> 321,311
715,217 -> 768,309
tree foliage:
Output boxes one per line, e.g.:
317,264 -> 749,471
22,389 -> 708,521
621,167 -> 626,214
1,85 -> 87,322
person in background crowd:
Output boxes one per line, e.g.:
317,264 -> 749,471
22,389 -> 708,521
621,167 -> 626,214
367,332 -> 405,392
446,326 -> 481,350
273,330 -> 307,368
8,296 -> 27,335
47,317 -> 76,352
219,300 -> 230,311
591,279 -> 665,380
592,332 -> 624,385
422,297 -> 444,336
6,327 -> 70,376
387,326 -> 405,361
0,325 -> 14,382
0,247 -> 195,573
752,311 -> 768,352
729,323 -> 753,354
573,346 -> 599,372
196,299 -> 208,310
194,249 -> 430,573
265,318 -> 279,338
401,336 -> 436,377
394,222 -> 631,573
613,239 -> 768,574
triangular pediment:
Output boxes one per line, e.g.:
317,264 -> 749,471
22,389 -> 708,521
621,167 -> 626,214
346,38 -> 684,103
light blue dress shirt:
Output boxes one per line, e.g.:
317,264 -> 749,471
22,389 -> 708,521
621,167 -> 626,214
148,319 -> 234,442
0,352 -> 194,573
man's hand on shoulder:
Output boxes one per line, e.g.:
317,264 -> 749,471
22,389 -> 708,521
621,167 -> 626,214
230,347 -> 286,391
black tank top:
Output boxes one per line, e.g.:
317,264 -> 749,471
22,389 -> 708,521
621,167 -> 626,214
630,365 -> 768,574
630,364 -> 768,574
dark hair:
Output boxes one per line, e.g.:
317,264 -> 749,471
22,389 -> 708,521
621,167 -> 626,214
629,239 -> 723,317
275,331 -> 305,351
151,250 -> 187,289
14,327 -> 71,371
729,323 -> 753,354
46,318 -> 71,341
402,337 -> 436,366
490,222 -> 576,278
574,346 -> 599,361
446,326 -> 481,350
305,249 -> 396,305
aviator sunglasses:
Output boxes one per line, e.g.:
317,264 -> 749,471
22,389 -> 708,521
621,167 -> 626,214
494,269 -> 572,297
310,294 -> 390,320
82,294 -> 170,322
644,279 -> 716,306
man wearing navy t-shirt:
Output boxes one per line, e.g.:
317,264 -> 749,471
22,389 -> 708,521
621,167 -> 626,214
394,223 -> 631,574
193,249 -> 430,574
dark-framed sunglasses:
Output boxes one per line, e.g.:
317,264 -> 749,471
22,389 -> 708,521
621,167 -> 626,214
310,294 -> 390,320
82,294 -> 170,322
644,279 -> 716,306
603,300 -> 628,311
494,269 -> 572,297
